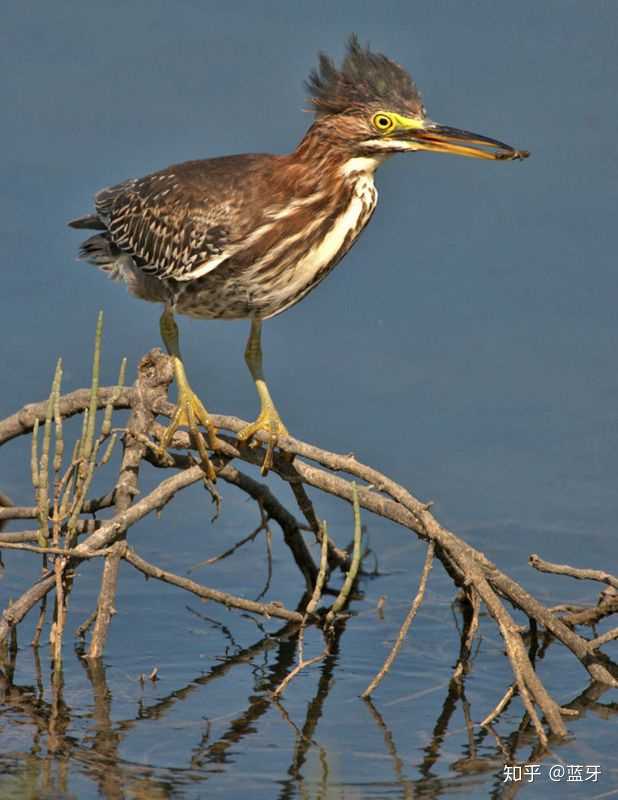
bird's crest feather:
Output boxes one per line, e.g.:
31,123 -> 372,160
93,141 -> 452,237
306,35 -> 423,118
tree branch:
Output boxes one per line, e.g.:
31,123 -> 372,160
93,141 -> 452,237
362,540 -> 435,697
0,386 -> 133,446
123,547 -> 304,623
2,347 -> 616,748
529,553 -> 618,591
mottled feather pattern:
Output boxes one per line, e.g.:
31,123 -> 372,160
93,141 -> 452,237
174,166 -> 377,320
74,149 -> 380,320
91,157 -> 278,281
97,174 -> 229,278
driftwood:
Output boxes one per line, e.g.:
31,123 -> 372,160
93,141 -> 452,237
0,320 -> 617,749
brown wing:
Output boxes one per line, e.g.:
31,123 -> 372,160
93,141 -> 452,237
94,155 -> 273,280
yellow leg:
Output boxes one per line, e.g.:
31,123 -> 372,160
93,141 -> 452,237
237,318 -> 288,474
159,307 -> 218,481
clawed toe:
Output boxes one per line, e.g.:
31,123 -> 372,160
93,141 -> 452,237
159,390 -> 219,482
237,408 -> 289,475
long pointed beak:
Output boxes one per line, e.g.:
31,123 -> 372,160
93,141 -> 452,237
407,122 -> 529,161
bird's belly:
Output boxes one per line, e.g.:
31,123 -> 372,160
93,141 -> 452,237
174,174 -> 377,321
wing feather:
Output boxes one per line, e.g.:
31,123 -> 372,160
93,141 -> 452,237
95,159 -> 257,280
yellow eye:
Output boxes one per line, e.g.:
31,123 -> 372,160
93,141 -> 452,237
372,113 -> 395,133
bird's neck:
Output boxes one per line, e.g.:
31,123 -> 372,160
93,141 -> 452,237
292,124 -> 386,189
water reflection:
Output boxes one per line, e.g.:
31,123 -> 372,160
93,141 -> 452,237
1,615 -> 616,800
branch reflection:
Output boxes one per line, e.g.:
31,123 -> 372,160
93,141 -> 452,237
0,613 -> 615,800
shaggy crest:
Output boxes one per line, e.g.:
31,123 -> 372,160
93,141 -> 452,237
306,35 -> 424,118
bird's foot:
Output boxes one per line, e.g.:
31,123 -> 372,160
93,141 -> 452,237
237,405 -> 289,475
158,387 -> 220,481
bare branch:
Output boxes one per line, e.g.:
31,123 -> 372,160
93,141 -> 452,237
197,522 -> 267,567
588,627 -> 618,650
0,542 -> 120,557
362,540 -> 435,698
88,348 -> 174,658
305,522 -> 330,617
224,466 -> 316,583
272,647 -> 329,699
325,483 -> 363,625
123,547 -> 303,623
0,572 -> 56,638
560,591 -> 618,628
2,345 -> 616,746
480,684 -> 516,728
0,386 -> 133,447
0,519 -> 100,543
529,553 -> 618,591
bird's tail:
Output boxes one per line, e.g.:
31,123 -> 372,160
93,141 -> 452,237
76,233 -> 125,281
68,214 -> 106,230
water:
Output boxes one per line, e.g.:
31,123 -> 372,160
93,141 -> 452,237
1,2 -> 618,797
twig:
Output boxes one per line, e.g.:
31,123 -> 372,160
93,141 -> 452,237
37,364 -> 62,546
0,386 -> 133,446
83,311 -> 104,462
101,357 -> 127,437
480,684 -> 517,728
287,476 -> 349,570
0,506 -> 48,521
75,608 -> 99,639
272,646 -> 330,699
288,477 -> 321,535
31,593 -> 48,648
588,627 -> 618,650
39,364 -> 63,653
0,542 -> 121,557
123,547 -> 303,623
362,541 -> 435,697
500,621 -> 548,749
325,483 -> 363,625
65,439 -> 102,546
0,492 -> 14,534
194,519 -> 268,569
256,527 -> 273,601
0,520 -> 100,543
559,592 -> 618,628
529,553 -> 618,591
305,522 -> 330,617
459,587 -> 481,663
74,465 -> 205,556
216,464 -> 317,591
0,570 -> 55,643
50,555 -> 67,662
271,522 -> 332,698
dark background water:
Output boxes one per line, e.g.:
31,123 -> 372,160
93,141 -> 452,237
1,1 -> 617,798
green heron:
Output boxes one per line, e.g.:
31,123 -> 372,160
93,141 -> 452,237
70,36 -> 528,477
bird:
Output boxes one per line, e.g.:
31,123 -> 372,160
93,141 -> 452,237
69,36 -> 528,478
